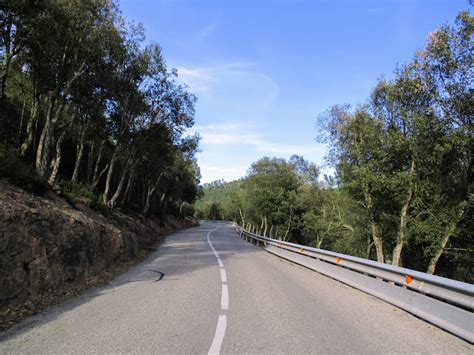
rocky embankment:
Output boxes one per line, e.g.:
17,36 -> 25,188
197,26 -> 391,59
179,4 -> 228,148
0,180 -> 196,330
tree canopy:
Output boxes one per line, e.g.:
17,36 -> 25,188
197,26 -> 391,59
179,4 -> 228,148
197,11 -> 473,282
0,0 -> 200,221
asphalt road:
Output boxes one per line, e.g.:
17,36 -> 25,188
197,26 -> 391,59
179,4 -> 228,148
0,221 -> 472,354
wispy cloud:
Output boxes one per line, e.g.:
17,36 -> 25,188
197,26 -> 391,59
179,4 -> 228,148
176,62 -> 279,105
255,142 -> 325,155
191,122 -> 326,156
192,121 -> 329,183
200,165 -> 244,174
176,67 -> 217,95
197,23 -> 217,40
177,67 -> 214,80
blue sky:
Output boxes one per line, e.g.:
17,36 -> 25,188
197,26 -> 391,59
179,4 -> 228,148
119,0 -> 470,183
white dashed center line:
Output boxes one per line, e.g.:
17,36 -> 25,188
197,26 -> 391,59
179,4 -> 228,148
206,225 -> 229,355
208,315 -> 227,355
221,284 -> 229,310
220,269 -> 227,283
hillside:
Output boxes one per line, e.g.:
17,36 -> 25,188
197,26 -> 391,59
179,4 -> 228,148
195,180 -> 243,220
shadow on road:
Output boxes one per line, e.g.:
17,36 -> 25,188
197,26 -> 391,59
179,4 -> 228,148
0,222 -> 259,341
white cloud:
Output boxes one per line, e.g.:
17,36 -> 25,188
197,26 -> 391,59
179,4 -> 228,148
176,62 -> 279,105
200,165 -> 242,173
191,121 -> 326,156
176,67 -> 216,95
177,67 -> 214,80
256,142 -> 326,155
177,64 -> 325,183
199,164 -> 248,183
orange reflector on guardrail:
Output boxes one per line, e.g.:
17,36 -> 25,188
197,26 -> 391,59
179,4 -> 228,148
336,257 -> 341,263
300,248 -> 304,253
405,275 -> 412,284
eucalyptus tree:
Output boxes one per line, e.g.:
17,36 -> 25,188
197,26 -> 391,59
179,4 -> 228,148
319,105 -> 387,262
289,154 -> 319,185
123,44 -> 197,214
1,0 -> 202,224
136,123 -> 174,216
297,181 -> 357,250
370,64 -> 434,266
33,1 -> 115,178
241,157 -> 302,239
151,147 -> 200,220
412,11 -> 473,274
317,11 -> 472,270
101,42 -> 149,205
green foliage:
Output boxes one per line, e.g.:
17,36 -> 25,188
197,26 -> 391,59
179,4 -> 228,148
180,203 -> 196,218
196,180 -> 243,220
207,202 -> 224,220
59,181 -> 109,213
195,11 -> 472,281
196,157 -> 369,256
60,181 -> 96,202
0,155 -> 49,196
0,0 -> 200,221
0,97 -> 19,147
1,1 -> 470,281
88,197 -> 109,216
241,157 -> 301,239
318,11 -> 472,275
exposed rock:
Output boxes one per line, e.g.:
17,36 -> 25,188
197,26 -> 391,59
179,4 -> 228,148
0,179 -> 196,331
24,301 -> 35,311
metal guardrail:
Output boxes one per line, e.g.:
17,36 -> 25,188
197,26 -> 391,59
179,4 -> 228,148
223,222 -> 474,343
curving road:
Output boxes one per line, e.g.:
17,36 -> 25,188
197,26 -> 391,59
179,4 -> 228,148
0,221 -> 471,354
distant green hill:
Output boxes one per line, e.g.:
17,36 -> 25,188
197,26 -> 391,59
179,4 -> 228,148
195,180 -> 243,219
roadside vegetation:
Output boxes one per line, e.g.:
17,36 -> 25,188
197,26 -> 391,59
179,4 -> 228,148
197,12 -> 473,282
0,0 -> 200,220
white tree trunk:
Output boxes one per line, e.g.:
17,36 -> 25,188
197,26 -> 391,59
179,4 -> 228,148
392,157 -> 416,266
20,93 -> 39,157
427,201 -> 468,274
48,131 -> 66,185
103,151 -> 118,204
72,125 -> 86,183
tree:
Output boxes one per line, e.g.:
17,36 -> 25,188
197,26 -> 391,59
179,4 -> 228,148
1,0 -> 201,222
241,157 -> 302,240
317,11 -> 472,272
319,105 -> 387,262
412,11 -> 473,274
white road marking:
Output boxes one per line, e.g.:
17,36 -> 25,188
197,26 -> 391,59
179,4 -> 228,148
206,225 -> 229,355
210,246 -> 219,257
208,314 -> 227,355
220,269 -> 227,283
221,284 -> 229,310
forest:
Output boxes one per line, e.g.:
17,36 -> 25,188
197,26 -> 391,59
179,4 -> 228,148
197,11 -> 473,282
1,2 -> 472,282
0,0 -> 200,220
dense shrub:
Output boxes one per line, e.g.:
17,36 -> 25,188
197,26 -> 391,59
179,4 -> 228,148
0,156 -> 49,196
